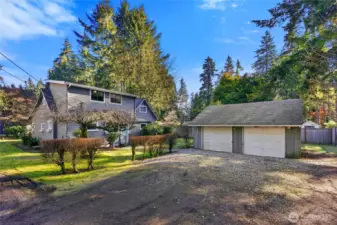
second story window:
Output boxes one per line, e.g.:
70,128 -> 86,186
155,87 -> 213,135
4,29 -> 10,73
140,105 -> 147,113
91,90 -> 104,102
110,94 -> 122,104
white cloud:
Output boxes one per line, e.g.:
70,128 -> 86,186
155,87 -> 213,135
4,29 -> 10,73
231,3 -> 238,8
220,17 -> 226,24
245,21 -> 251,25
214,36 -> 255,45
199,0 -> 243,10
0,0 -> 76,41
238,36 -> 255,44
199,0 -> 226,10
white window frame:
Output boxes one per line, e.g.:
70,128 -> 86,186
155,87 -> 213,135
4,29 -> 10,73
140,105 -> 147,113
47,120 -> 53,132
90,90 -> 105,103
109,93 -> 123,105
88,121 -> 100,132
40,123 -> 45,132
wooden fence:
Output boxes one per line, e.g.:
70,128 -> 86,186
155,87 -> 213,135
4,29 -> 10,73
301,128 -> 337,145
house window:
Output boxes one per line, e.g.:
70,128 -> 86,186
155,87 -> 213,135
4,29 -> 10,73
140,105 -> 147,113
88,121 -> 104,131
40,123 -> 45,132
91,90 -> 104,102
110,93 -> 122,104
141,123 -> 147,129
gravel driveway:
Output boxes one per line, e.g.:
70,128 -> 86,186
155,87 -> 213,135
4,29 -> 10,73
3,149 -> 337,225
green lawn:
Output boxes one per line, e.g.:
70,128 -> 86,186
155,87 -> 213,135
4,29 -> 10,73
0,140 -> 164,196
302,143 -> 337,154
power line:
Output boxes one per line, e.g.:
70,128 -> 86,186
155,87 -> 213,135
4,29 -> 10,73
0,67 -> 26,83
0,51 -> 39,82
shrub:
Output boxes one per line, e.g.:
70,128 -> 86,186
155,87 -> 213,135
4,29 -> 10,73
41,139 -> 70,174
40,138 -> 104,173
4,125 -> 26,138
21,135 -> 40,147
72,128 -> 81,138
163,126 -> 174,134
325,120 -> 337,128
107,132 -> 120,148
129,135 -> 169,160
141,123 -> 174,135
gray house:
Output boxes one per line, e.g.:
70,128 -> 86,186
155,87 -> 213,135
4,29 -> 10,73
29,80 -> 156,142
189,99 -> 302,158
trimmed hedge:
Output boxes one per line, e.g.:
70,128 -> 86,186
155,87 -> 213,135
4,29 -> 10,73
129,135 -> 171,160
41,138 -> 104,174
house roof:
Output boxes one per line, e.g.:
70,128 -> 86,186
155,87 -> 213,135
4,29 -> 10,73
188,99 -> 302,126
41,88 -> 57,111
135,98 -> 158,120
135,98 -> 144,108
46,80 -> 137,98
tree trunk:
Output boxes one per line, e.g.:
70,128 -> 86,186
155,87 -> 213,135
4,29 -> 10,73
87,150 -> 94,170
58,150 -> 66,174
72,152 -> 78,173
132,146 -> 136,161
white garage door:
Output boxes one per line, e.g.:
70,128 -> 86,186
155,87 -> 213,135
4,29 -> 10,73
204,127 -> 232,152
244,127 -> 285,158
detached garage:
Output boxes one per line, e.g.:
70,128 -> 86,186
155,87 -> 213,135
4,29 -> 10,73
189,99 -> 302,158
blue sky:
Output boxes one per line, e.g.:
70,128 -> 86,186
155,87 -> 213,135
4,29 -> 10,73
0,0 -> 284,95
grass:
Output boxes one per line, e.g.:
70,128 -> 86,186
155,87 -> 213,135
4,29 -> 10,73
301,143 -> 337,154
174,138 -> 194,149
0,140 -> 169,196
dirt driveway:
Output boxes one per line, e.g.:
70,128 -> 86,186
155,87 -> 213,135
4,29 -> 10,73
2,149 -> 337,225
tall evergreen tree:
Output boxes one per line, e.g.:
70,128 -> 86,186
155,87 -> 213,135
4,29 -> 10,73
235,59 -> 244,76
253,0 -> 337,109
75,1 -> 117,89
72,0 -> 176,116
224,56 -> 234,75
200,57 -> 216,105
48,39 -> 79,82
252,31 -> 277,75
176,78 -> 189,123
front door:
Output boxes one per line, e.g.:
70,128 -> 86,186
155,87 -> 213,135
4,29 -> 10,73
232,127 -> 243,154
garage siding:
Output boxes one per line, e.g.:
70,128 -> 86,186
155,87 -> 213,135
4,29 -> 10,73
203,127 -> 232,152
244,127 -> 286,158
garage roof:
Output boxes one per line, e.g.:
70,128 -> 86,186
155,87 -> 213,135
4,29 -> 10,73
188,99 -> 302,126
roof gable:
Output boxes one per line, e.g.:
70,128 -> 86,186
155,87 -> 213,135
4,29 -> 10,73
189,99 -> 302,126
135,98 -> 157,120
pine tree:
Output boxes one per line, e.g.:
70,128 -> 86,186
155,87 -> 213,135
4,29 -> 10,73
252,31 -> 277,75
176,78 -> 189,123
235,59 -> 244,76
48,39 -> 79,82
25,78 -> 35,91
224,56 -> 234,75
200,57 -> 216,105
75,1 -> 117,89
